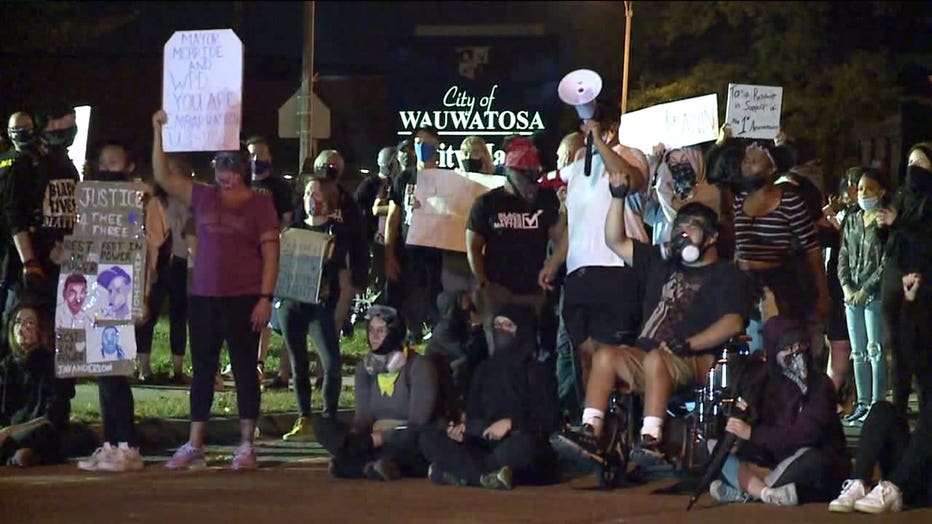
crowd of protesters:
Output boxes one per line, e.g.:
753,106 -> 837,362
0,99 -> 930,514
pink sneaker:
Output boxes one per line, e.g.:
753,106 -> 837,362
165,442 -> 205,470
231,442 -> 257,470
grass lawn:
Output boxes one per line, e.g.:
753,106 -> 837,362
70,315 -> 371,423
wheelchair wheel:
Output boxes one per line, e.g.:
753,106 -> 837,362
596,406 -> 630,489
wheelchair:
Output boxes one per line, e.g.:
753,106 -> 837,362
593,335 -> 757,488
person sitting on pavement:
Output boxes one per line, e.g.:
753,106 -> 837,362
707,313 -> 850,507
420,303 -> 561,490
0,298 -> 75,467
557,171 -> 751,461
315,305 -> 438,481
828,271 -> 932,514
424,289 -> 488,402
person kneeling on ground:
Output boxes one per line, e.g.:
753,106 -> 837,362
0,298 -> 75,467
557,172 -> 751,459
420,304 -> 561,490
708,315 -> 850,507
828,272 -> 932,514
315,305 -> 438,481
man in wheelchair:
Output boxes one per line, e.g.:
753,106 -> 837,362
557,172 -> 752,462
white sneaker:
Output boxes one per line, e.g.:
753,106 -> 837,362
77,442 -> 115,471
854,481 -> 903,514
96,442 -> 144,472
828,479 -> 868,512
761,483 -> 799,506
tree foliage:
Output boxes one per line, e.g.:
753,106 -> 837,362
0,3 -> 140,54
626,1 -> 917,180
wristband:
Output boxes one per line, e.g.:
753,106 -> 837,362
609,181 -> 630,199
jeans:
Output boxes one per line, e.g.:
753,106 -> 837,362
98,376 -> 137,446
853,401 -> 932,506
555,291 -> 582,421
188,295 -> 261,421
135,256 -> 189,356
845,299 -> 886,406
419,427 -> 560,486
277,299 -> 341,418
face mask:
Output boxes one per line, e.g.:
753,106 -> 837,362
363,350 -> 406,375
857,195 -> 880,212
669,161 -> 697,200
492,328 -> 517,355
8,127 -> 38,151
905,164 -> 932,194
251,159 -> 272,177
464,158 -> 484,172
43,127 -> 77,148
779,349 -> 809,396
670,232 -> 704,264
741,173 -> 767,192
414,142 -> 437,163
95,170 -> 128,182
306,196 -> 327,217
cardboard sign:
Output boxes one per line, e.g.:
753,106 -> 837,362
275,229 -> 334,304
161,29 -> 243,152
72,181 -> 147,239
725,83 -> 783,139
618,94 -> 719,154
55,236 -> 145,378
406,168 -> 505,252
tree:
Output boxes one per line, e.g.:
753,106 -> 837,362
624,1 -> 917,183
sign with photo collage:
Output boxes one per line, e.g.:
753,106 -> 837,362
55,182 -> 148,378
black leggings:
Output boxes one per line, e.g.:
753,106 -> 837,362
853,401 -> 932,507
767,447 -> 851,504
188,295 -> 261,421
136,256 -> 188,356
419,427 -> 560,486
881,263 -> 932,416
315,415 -> 429,478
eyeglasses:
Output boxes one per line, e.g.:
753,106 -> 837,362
14,318 -> 38,328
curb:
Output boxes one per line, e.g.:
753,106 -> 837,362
84,409 -> 355,452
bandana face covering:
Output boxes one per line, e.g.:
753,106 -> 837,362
777,343 -> 809,395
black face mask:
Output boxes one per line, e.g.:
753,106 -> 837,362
43,127 -> 78,148
507,172 -> 539,203
741,173 -> 768,193
492,328 -> 517,355
9,127 -> 39,151
95,170 -> 128,182
669,161 -> 697,200
464,158 -> 484,173
905,165 -> 932,194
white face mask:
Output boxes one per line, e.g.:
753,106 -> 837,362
858,196 -> 879,212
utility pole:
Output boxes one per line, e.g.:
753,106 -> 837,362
299,1 -> 316,171
621,2 -> 634,115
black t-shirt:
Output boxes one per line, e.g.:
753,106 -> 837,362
389,166 -> 417,241
632,241 -> 751,350
289,218 -> 349,305
467,186 -> 560,295
252,175 -> 294,221
354,175 -> 390,243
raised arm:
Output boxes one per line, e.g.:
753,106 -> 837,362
604,172 -> 634,265
582,120 -> 646,192
151,110 -> 193,206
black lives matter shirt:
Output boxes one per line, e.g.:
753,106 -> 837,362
631,241 -> 751,351
467,186 -> 560,295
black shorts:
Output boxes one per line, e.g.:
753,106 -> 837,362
562,266 -> 641,349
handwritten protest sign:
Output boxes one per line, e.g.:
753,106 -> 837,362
618,94 -> 719,154
162,29 -> 243,152
406,169 -> 506,252
275,229 -> 334,304
725,84 -> 783,140
55,236 -> 144,378
55,181 -> 147,378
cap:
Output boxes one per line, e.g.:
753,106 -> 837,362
504,137 -> 541,171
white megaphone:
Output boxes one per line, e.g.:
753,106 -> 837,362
558,69 -> 603,176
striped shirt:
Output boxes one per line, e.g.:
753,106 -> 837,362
734,189 -> 818,263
